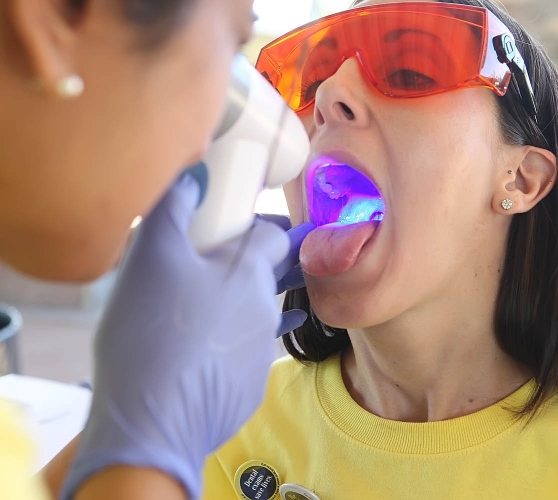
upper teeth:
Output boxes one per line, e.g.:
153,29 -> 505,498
317,175 -> 339,199
316,163 -> 347,199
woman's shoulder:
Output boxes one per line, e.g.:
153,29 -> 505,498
532,390 -> 558,431
266,354 -> 315,388
219,353 -> 338,443
201,355 -> 335,499
265,353 -> 340,405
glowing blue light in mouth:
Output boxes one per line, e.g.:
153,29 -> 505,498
306,159 -> 385,227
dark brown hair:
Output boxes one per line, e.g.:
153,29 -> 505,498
68,0 -> 195,46
283,0 -> 558,418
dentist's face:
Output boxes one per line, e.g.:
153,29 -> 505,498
0,0 -> 254,281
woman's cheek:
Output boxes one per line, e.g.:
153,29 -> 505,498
284,109 -> 313,225
283,175 -> 305,225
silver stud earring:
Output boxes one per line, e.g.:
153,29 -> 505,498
501,199 -> 513,210
55,75 -> 84,99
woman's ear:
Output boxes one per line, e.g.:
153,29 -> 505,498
492,146 -> 557,214
9,0 -> 83,96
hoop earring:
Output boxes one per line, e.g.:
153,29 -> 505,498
56,75 -> 84,99
501,199 -> 514,210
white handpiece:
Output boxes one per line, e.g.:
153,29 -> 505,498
188,56 -> 310,254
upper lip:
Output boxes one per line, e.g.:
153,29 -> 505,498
305,149 -> 382,194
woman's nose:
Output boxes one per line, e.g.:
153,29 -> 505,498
313,58 -> 371,130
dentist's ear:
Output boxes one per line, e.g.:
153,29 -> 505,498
10,0 -> 85,97
492,146 -> 556,214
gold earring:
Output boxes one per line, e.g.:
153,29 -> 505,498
55,75 -> 84,99
501,199 -> 513,210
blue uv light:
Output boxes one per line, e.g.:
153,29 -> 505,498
307,161 -> 385,227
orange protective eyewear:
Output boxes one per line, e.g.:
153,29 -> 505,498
255,2 -> 537,120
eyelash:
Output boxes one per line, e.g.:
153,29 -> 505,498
384,68 -> 436,90
297,66 -> 437,104
299,78 -> 325,103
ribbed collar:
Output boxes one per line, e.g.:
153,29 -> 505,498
316,354 -> 537,454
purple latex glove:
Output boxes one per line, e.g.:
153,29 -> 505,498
258,214 -> 315,336
61,173 -> 290,500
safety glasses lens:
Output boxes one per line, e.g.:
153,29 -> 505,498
258,4 -> 496,111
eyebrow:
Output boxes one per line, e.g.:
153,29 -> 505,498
383,28 -> 443,44
314,37 -> 339,50
383,27 -> 456,72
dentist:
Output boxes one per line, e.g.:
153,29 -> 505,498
0,0 -> 312,499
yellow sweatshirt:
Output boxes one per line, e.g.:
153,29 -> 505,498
203,354 -> 558,500
0,399 -> 48,499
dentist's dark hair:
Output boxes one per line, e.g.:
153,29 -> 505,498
67,0 -> 196,46
283,0 -> 558,419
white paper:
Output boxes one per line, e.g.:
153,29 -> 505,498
0,374 -> 91,472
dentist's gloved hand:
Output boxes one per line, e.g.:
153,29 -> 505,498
61,173 -> 293,500
258,214 -> 315,336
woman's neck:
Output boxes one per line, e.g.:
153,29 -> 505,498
341,299 -> 532,423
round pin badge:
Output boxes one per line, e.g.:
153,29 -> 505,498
279,484 -> 321,500
234,460 -> 281,500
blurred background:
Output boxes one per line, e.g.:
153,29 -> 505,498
1,0 -> 556,385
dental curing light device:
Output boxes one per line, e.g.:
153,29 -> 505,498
188,56 -> 310,254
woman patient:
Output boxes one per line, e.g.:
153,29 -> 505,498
202,0 -> 558,498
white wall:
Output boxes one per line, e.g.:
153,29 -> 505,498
254,0 -> 314,36
254,0 -> 353,36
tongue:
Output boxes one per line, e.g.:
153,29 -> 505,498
300,222 -> 378,277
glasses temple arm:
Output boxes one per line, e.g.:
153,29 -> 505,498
493,34 -> 538,124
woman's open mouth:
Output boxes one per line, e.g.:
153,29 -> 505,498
300,157 -> 385,277
306,159 -> 385,227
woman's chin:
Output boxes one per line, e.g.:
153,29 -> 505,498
308,296 -> 370,331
